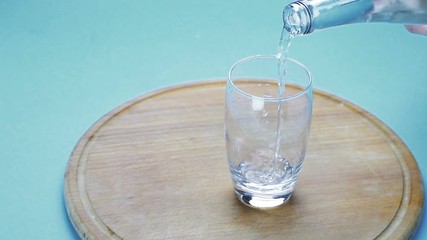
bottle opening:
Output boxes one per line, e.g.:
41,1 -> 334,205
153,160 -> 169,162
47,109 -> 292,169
283,1 -> 313,35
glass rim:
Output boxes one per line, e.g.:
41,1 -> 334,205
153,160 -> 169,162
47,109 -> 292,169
228,55 -> 312,101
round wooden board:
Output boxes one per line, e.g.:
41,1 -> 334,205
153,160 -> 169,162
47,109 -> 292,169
64,80 -> 423,240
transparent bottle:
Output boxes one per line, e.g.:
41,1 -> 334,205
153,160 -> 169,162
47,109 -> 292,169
283,0 -> 427,35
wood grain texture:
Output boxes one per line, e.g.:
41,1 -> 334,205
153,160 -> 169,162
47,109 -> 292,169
64,80 -> 423,240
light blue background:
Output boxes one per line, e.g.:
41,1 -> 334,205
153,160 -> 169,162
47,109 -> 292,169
0,1 -> 425,239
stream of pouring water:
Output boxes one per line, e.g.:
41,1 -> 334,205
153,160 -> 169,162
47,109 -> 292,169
270,28 -> 294,181
232,28 -> 297,188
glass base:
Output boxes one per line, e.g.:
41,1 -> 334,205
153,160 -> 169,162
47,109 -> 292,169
234,189 -> 292,209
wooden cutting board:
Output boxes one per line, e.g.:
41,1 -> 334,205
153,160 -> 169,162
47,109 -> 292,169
64,80 -> 423,240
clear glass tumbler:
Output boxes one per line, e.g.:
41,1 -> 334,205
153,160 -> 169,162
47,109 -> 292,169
225,55 -> 312,209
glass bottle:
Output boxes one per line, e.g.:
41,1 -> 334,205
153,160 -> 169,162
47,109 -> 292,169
283,0 -> 427,35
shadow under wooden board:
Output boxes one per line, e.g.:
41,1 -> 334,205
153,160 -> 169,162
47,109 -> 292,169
64,80 -> 423,240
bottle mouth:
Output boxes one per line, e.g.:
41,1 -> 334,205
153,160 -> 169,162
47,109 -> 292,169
283,1 -> 313,35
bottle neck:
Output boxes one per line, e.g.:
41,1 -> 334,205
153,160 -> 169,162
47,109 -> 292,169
283,0 -> 427,35
283,0 -> 375,35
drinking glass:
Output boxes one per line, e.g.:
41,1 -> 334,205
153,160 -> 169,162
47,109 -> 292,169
225,55 -> 312,209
